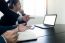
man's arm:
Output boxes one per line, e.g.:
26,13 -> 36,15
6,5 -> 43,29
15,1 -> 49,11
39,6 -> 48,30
0,0 -> 19,35
19,10 -> 26,16
0,0 -> 19,26
0,25 -> 17,35
3,28 -> 18,43
0,28 -> 18,43
18,10 -> 30,25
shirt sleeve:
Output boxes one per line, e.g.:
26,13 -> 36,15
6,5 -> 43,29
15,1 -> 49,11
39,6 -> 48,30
1,35 -> 7,43
19,10 -> 26,16
17,14 -> 26,24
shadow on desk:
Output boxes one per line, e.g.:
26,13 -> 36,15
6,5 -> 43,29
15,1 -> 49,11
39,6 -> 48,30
17,39 -> 37,43
17,36 -> 55,43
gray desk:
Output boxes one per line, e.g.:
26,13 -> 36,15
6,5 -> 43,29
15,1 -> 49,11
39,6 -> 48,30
17,26 -> 55,43
17,24 -> 65,43
55,24 -> 65,43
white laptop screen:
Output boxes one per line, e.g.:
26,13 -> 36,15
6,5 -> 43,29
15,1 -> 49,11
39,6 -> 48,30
44,15 -> 56,25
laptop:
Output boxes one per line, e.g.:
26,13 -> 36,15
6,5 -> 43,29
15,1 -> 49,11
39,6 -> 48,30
35,14 -> 57,29
17,14 -> 57,41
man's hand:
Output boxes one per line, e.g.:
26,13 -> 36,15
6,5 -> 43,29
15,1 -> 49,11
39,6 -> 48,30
18,24 -> 27,32
3,27 -> 18,43
19,9 -> 30,22
18,24 -> 31,32
22,15 -> 30,22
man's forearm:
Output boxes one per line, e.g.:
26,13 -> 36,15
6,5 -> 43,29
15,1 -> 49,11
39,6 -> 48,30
19,10 -> 26,16
0,26 -> 17,35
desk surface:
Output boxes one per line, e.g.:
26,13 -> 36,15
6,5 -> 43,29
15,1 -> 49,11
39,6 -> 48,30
17,24 -> 65,43
55,24 -> 65,43
17,26 -> 55,43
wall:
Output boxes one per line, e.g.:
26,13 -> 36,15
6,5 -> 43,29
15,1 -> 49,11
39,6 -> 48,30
47,0 -> 56,14
27,17 -> 44,25
48,0 -> 65,33
48,0 -> 65,24
19,0 -> 46,25
55,0 -> 65,24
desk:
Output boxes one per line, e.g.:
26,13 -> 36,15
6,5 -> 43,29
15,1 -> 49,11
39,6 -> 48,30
17,26 -> 55,43
17,24 -> 65,43
55,24 -> 65,43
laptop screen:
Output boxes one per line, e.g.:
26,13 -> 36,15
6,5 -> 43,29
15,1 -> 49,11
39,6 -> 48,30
44,15 -> 57,25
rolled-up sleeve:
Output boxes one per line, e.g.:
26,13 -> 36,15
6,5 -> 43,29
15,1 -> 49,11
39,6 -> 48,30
18,14 -> 26,24
1,35 -> 7,43
0,35 -> 6,43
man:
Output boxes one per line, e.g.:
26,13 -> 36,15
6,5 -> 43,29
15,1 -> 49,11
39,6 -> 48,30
7,0 -> 30,25
0,0 -> 19,35
0,0 -> 30,43
7,0 -> 30,32
0,0 -> 19,43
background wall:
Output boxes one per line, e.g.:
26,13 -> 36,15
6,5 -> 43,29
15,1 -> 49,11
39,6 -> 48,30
48,0 -> 65,33
20,0 -> 45,25
48,0 -> 65,24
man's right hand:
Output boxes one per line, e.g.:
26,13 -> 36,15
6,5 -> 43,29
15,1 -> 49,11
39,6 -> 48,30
3,27 -> 18,43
